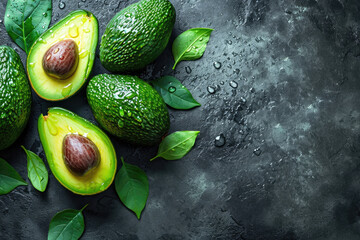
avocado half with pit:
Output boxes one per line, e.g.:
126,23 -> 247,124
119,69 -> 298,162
27,10 -> 98,101
38,107 -> 117,195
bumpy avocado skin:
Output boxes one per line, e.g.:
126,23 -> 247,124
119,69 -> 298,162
87,74 -> 170,146
0,46 -> 31,150
100,0 -> 176,72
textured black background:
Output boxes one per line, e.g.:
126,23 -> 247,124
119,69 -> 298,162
1,0 -> 360,239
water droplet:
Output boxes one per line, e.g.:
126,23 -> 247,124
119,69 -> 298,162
229,81 -> 238,88
226,40 -> 233,45
207,86 -> 216,94
185,66 -> 192,74
0,20 -> 3,24
83,28 -> 90,33
43,12 -> 47,17
168,86 -> 176,93
127,111 -> 132,117
213,61 -> 222,69
29,62 -> 36,68
59,1 -> 66,9
135,116 -> 142,123
215,134 -> 226,147
67,125 -> 73,132
69,24 -> 79,38
61,83 -> 73,97
125,92 -> 136,99
171,148 -> 176,152
253,147 -> 262,156
81,0 -> 86,2
250,87 -> 255,93
79,50 -> 89,59
117,119 -> 124,128
109,84 -> 115,90
240,97 -> 246,104
220,81 -> 224,85
119,108 -> 125,117
199,37 -> 203,41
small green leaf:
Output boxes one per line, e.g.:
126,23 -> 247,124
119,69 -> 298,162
4,0 -> 52,54
48,205 -> 87,240
172,28 -> 214,69
22,146 -> 48,192
115,157 -> 149,219
0,157 -> 27,195
152,76 -> 201,110
150,131 -> 200,161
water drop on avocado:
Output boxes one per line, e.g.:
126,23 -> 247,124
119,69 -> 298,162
69,24 -> 79,38
61,83 -> 73,97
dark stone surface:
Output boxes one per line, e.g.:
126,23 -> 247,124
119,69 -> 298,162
1,0 -> 360,239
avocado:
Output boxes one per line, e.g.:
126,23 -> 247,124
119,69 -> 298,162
38,107 -> 117,195
87,74 -> 170,146
100,0 -> 176,72
0,46 -> 32,151
27,10 -> 98,101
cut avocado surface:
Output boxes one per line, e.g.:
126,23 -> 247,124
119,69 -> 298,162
27,10 -> 98,101
38,107 -> 117,195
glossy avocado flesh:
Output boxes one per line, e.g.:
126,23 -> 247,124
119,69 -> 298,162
0,46 -> 32,150
27,10 -> 98,101
38,108 -> 117,195
87,74 -> 170,146
100,0 -> 176,72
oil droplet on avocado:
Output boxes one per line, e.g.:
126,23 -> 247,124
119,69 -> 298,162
46,119 -> 58,136
79,50 -> 89,59
61,83 -> 73,97
69,24 -> 79,38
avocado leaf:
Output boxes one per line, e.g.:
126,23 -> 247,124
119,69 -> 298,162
172,28 -> 214,69
4,0 -> 52,54
150,131 -> 200,161
48,205 -> 87,240
152,76 -> 201,110
0,157 -> 27,195
115,158 -> 149,219
22,146 -> 48,192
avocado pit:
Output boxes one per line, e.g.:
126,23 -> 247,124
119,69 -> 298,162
63,133 -> 100,175
42,39 -> 79,80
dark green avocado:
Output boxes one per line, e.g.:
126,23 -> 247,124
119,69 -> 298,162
0,46 -> 32,150
87,74 -> 170,146
100,0 -> 176,72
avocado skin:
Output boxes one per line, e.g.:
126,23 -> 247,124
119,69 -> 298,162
100,0 -> 176,72
0,46 -> 31,150
87,74 -> 170,146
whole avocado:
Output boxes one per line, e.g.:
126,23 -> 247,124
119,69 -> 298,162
100,0 -> 176,72
87,74 -> 170,146
0,46 -> 32,150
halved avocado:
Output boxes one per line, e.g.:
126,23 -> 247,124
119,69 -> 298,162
27,10 -> 98,101
38,107 -> 117,195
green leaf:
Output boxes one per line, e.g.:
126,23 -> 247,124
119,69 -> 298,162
4,0 -> 52,54
22,146 -> 48,192
172,28 -> 214,69
48,205 -> 87,240
0,157 -> 27,195
152,76 -> 201,110
150,131 -> 200,161
115,157 -> 149,219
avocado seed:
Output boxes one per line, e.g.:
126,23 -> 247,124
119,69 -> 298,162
43,39 -> 79,80
63,134 -> 100,175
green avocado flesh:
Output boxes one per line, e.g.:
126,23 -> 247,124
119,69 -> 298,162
87,74 -> 170,146
27,10 -> 98,101
38,107 -> 117,195
100,0 -> 176,72
0,46 -> 32,150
